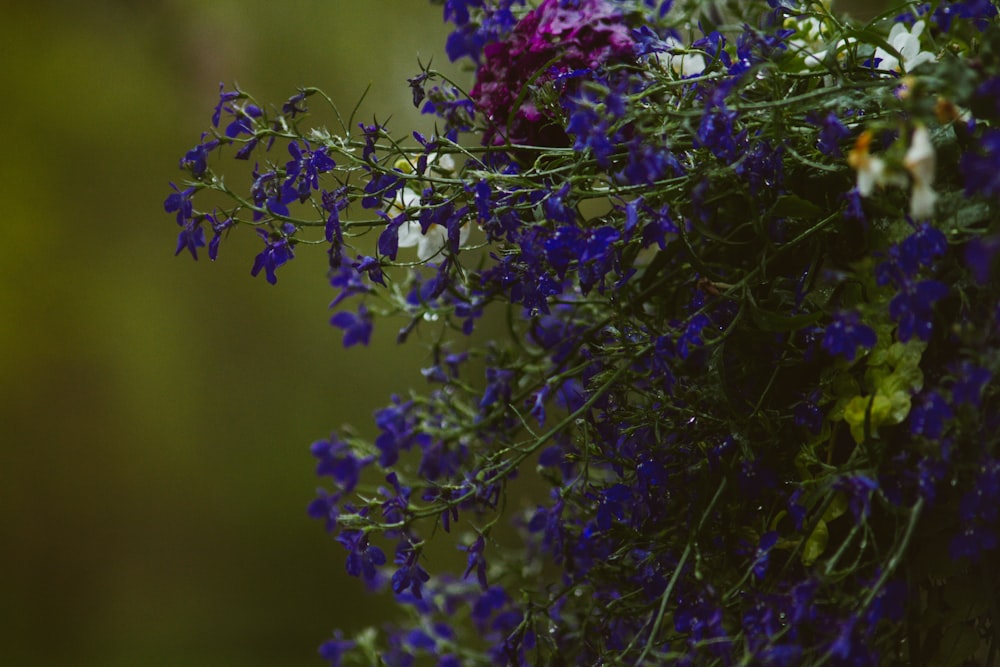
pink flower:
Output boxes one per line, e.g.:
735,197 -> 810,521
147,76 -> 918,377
470,0 -> 635,147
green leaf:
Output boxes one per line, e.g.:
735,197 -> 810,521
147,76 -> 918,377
942,576 -> 992,619
770,195 -> 824,220
748,307 -> 824,332
930,623 -> 981,667
801,519 -> 828,566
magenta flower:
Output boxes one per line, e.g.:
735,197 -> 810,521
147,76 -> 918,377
470,0 -> 635,146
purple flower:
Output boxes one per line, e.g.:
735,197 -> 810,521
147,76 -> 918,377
283,141 -> 336,202
696,102 -> 743,162
338,530 -> 387,585
909,390 -> 953,438
822,311 -> 877,361
469,0 -> 635,146
443,0 -> 521,63
950,361 -> 991,407
223,102 -> 263,139
480,367 -> 515,409
960,128 -> 1000,200
950,459 -> 1000,561
373,396 -> 432,468
250,166 -> 295,220
179,135 -> 219,178
282,89 -> 310,117
807,111 -> 850,157
933,0 -> 998,31
595,483 -> 633,530
752,531 -> 779,579
310,435 -> 372,492
164,183 -> 195,226
833,474 -> 878,521
794,393 -> 824,435
330,304 -> 373,347
462,534 -> 489,590
207,213 -> 234,261
174,220 -> 206,260
876,223 -> 947,286
964,235 -> 1000,285
250,224 -> 296,285
318,630 -> 356,667
392,543 -> 431,599
211,83 -> 242,128
677,313 -> 711,359
888,279 -> 949,342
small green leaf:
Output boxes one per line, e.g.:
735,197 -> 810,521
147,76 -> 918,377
748,307 -> 824,332
801,519 -> 829,566
930,623 -> 981,667
770,195 -> 824,219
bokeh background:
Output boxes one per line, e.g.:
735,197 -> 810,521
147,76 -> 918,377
1,1 -> 888,666
2,2 -> 459,666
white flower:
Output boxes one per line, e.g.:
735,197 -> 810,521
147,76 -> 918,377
392,152 -> 456,175
873,21 -> 936,73
398,219 -> 470,261
387,186 -> 421,217
390,187 -> 470,261
652,37 -> 706,77
847,130 -> 904,196
847,131 -> 885,196
787,16 -> 849,68
903,125 -> 937,219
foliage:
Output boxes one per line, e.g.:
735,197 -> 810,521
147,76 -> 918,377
167,0 -> 1000,664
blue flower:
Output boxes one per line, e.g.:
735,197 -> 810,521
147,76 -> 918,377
163,183 -> 195,226
174,220 -> 205,260
888,279 -> 948,342
752,531 -> 779,579
338,529 -> 387,585
330,304 -> 373,347
933,0 -> 998,31
909,390 -> 953,438
283,141 -> 336,202
223,102 -> 262,139
462,534 -> 489,590
211,83 -> 242,128
964,235 -> 1000,285
807,111 -> 850,157
250,224 -> 296,285
833,474 -> 878,520
318,630 -> 356,667
392,543 -> 431,599
822,311 -> 877,361
311,435 -> 372,492
960,128 -> 1000,200
480,366 -> 515,409
179,135 -> 219,178
373,396 -> 432,467
950,360 -> 991,407
950,459 -> 1000,561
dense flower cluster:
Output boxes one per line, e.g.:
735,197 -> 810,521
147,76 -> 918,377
168,0 -> 1000,664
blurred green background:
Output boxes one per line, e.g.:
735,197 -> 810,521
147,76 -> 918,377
0,1 -> 890,666
1,2 -> 458,666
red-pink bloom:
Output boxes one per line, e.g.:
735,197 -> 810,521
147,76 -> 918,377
470,0 -> 635,146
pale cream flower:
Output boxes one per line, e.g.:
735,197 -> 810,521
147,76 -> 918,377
652,37 -> 706,77
390,187 -> 470,261
902,125 -> 937,219
393,152 -> 457,176
787,15 -> 857,69
398,219 -> 470,261
847,130 -> 906,196
847,131 -> 886,196
873,21 -> 936,73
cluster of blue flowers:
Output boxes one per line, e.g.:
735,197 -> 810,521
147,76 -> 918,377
167,0 -> 1000,664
